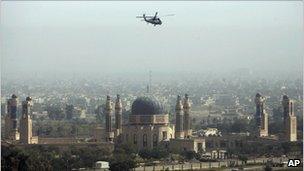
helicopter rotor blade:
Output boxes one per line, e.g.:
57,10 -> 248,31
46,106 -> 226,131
161,14 -> 175,17
136,16 -> 153,18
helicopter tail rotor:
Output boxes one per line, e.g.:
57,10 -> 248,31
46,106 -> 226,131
153,12 -> 158,19
143,14 -> 146,20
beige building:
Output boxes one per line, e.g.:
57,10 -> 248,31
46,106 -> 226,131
4,95 -> 38,144
92,126 -> 106,142
19,97 -> 38,144
101,94 -> 206,152
119,96 -> 175,150
5,94 -> 20,141
169,137 -> 205,153
282,95 -> 297,142
259,111 -> 268,137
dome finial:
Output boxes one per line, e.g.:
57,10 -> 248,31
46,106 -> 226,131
185,94 -> 189,99
283,94 -> 289,100
176,95 -> 183,110
255,93 -> 264,104
115,94 -> 122,109
183,94 -> 191,109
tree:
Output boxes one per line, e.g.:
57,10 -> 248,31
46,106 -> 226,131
1,144 -> 112,171
110,154 -> 137,171
46,105 -> 65,120
114,143 -> 137,155
138,147 -> 169,160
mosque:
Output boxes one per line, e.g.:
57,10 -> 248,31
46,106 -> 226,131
3,93 -> 206,153
101,94 -> 206,153
3,92 -> 297,158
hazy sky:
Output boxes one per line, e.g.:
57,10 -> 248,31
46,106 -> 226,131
1,1 -> 303,78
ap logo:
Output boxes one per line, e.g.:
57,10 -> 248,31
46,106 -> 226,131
287,159 -> 301,167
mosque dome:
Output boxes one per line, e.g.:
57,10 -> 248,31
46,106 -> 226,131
131,96 -> 165,115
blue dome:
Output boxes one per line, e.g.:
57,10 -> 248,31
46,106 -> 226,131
131,96 -> 165,115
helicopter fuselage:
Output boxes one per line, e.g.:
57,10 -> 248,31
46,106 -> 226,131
145,17 -> 162,25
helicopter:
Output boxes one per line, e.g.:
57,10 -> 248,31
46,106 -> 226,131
136,12 -> 174,26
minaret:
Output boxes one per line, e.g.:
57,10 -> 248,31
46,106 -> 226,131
115,94 -> 122,137
4,100 -> 11,139
282,95 -> 297,141
282,95 -> 290,129
175,95 -> 184,139
105,95 -> 114,142
255,93 -> 262,127
5,94 -> 20,140
183,94 -> 192,138
20,97 -> 33,144
255,93 -> 268,137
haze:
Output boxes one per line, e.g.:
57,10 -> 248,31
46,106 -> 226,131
1,1 -> 303,80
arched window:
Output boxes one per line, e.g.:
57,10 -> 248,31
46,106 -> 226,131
143,134 -> 147,147
153,134 -> 157,147
162,131 -> 167,140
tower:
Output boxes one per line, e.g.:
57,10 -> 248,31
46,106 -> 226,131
175,95 -> 184,139
255,93 -> 268,137
105,95 -> 114,142
183,94 -> 192,138
4,105 -> 11,139
5,94 -> 20,140
20,97 -> 33,144
115,94 -> 122,137
282,95 -> 297,141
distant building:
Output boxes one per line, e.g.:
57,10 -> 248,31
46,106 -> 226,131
194,128 -> 222,137
114,95 -> 122,137
183,94 -> 192,138
5,95 -> 38,143
101,94 -> 205,153
255,93 -> 268,137
175,95 -> 184,139
282,95 -> 297,142
94,161 -> 109,170
19,97 -> 38,144
5,94 -> 20,140
213,94 -> 236,107
92,126 -> 106,142
119,96 -> 174,149
74,107 -> 86,119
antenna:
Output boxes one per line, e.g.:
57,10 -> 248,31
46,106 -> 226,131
149,70 -> 152,94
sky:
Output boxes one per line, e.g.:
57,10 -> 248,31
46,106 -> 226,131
1,1 -> 303,79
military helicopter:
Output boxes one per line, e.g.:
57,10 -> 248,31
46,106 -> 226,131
136,12 -> 174,26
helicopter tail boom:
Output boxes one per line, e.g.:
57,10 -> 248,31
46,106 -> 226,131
143,14 -> 147,21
